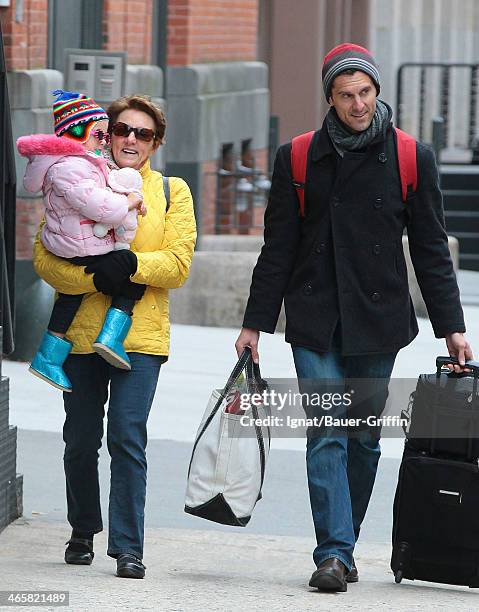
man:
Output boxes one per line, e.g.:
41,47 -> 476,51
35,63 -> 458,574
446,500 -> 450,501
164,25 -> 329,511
235,43 -> 473,592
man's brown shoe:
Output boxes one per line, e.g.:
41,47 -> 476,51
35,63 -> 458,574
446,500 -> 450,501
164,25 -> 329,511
346,558 -> 358,583
309,557 -> 348,592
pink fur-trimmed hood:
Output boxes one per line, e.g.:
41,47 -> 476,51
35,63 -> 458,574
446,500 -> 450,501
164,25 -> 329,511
17,134 -> 106,194
17,134 -> 87,157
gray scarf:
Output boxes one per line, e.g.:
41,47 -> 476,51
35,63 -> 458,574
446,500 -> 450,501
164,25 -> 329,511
326,99 -> 392,157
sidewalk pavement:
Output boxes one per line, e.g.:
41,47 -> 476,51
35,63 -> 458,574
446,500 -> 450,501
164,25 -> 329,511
457,270 -> 479,306
2,303 -> 479,611
2,518 -> 479,611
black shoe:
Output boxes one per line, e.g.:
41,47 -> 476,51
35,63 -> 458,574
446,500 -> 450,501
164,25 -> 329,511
116,554 -> 146,579
309,557 -> 348,592
64,538 -> 94,565
346,557 -> 358,583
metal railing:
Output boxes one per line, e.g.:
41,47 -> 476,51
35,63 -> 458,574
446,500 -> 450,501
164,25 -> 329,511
396,63 -> 479,161
213,153 -> 271,234
0,25 -> 17,355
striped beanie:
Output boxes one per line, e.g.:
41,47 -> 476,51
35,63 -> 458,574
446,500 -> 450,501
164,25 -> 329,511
52,89 -> 108,142
322,43 -> 380,101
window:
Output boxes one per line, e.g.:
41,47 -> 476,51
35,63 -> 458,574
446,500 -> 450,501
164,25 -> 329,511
47,0 -> 103,71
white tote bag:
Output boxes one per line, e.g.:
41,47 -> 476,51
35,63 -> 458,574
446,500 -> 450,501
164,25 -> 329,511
185,349 -> 271,526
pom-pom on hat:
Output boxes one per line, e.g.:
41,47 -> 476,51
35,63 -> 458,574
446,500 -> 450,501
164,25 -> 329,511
322,43 -> 380,101
52,89 -> 108,142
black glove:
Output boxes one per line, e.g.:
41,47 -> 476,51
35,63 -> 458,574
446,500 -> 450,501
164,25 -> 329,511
85,250 -> 138,296
114,279 -> 147,301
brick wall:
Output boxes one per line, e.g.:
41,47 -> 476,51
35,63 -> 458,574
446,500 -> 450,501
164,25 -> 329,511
0,0 -> 48,71
103,0 -> 153,64
0,1 -> 48,259
0,0 -> 154,70
168,0 -> 258,66
0,0 -> 260,81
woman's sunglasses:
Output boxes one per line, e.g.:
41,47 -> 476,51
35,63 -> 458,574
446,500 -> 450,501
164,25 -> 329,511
109,122 -> 157,143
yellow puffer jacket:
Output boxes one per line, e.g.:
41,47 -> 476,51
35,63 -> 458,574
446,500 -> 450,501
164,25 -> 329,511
33,160 -> 197,356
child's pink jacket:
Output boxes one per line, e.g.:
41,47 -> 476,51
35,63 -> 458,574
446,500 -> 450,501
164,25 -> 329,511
17,134 -> 130,258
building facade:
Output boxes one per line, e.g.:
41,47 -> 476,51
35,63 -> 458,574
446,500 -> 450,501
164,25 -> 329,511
0,0 -> 269,358
2,0 -> 479,351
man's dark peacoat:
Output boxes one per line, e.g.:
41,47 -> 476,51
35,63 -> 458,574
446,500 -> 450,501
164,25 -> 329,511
243,119 -> 465,355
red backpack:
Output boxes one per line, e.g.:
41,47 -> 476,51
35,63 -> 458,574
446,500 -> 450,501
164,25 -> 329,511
291,128 -> 417,217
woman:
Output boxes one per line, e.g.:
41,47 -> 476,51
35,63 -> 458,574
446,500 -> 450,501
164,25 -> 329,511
33,95 -> 196,579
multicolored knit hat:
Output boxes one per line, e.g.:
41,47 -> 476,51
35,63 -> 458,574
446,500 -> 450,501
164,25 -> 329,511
52,89 -> 108,143
322,43 -> 380,101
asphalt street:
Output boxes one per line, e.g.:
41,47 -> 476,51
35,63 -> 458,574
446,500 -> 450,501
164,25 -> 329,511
15,429 -> 401,543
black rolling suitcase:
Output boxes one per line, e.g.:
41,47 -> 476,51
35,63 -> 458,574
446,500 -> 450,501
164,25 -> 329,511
391,356 -> 479,587
403,356 -> 479,459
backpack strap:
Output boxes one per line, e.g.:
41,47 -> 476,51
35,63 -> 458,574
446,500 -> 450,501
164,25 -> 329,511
291,131 -> 315,217
291,128 -> 417,212
394,127 -> 417,202
162,175 -> 170,212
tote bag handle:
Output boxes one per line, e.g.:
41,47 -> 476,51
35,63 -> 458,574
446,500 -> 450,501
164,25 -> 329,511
187,348 -> 267,478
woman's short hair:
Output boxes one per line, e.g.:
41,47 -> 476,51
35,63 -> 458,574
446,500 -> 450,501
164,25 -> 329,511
107,95 -> 166,145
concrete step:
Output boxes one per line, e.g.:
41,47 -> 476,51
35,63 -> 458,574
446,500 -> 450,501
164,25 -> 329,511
442,190 -> 479,211
440,165 -> 479,190
459,253 -> 479,271
449,232 -> 479,254
445,211 -> 479,233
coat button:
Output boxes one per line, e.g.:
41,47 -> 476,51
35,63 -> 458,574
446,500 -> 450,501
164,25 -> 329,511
371,292 -> 381,302
303,283 -> 313,296
373,244 -> 381,255
316,243 -> 325,254
378,152 -> 387,163
374,196 -> 383,209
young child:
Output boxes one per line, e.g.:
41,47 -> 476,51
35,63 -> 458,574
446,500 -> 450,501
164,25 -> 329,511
17,90 -> 146,392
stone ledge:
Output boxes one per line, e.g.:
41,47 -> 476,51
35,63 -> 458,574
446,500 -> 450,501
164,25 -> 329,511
199,235 -> 263,252
167,62 -> 268,96
166,89 -> 269,162
170,235 -> 460,328
7,69 -> 63,110
12,109 -> 54,199
125,64 -> 164,98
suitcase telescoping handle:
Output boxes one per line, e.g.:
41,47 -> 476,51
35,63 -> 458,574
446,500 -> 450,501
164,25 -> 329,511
436,356 -> 479,376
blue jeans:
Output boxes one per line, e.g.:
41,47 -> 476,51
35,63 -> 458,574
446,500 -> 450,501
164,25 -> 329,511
292,329 -> 396,571
62,352 -> 164,559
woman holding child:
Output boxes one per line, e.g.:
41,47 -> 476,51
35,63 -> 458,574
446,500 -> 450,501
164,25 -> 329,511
21,92 -> 196,578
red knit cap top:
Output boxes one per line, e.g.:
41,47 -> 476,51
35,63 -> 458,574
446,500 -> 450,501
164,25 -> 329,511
322,42 -> 380,100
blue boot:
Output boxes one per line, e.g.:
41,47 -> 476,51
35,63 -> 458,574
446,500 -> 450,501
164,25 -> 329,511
92,307 -> 132,370
29,332 -> 73,392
